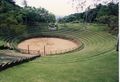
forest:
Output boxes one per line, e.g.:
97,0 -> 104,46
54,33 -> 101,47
0,0 -> 56,37
58,2 -> 119,35
0,0 -> 119,36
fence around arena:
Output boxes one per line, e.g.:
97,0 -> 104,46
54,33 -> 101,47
16,44 -> 84,56
10,32 -> 84,56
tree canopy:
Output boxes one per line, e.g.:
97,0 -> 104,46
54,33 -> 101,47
0,0 -> 56,37
58,2 -> 118,35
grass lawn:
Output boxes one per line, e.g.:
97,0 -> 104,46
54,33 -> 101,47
0,23 -> 118,82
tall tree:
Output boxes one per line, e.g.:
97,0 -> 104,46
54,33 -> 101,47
22,0 -> 27,7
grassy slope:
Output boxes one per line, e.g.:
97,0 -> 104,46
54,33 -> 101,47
0,23 -> 118,82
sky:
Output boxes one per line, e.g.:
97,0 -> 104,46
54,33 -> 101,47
14,0 -> 117,16
15,0 -> 76,16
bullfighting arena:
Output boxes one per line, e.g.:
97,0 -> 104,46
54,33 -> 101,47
17,37 -> 79,56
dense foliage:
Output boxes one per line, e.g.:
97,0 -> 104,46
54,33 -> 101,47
58,2 -> 118,35
0,0 -> 56,37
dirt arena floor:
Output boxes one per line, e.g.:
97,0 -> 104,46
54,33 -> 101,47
17,37 -> 79,55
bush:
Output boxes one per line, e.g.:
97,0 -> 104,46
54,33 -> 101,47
96,15 -> 118,35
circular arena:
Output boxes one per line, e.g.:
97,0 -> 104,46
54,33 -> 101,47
17,37 -> 79,56
0,23 -> 117,82
14,33 -> 82,56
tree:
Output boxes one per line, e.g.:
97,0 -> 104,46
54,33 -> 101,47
5,0 -> 15,4
22,0 -> 27,7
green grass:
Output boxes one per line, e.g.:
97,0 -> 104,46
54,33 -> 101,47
0,40 -> 4,46
0,23 -> 118,82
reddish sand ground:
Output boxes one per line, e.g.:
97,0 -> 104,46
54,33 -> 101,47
17,37 -> 78,55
